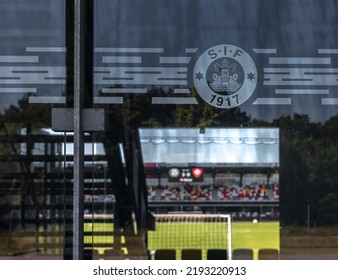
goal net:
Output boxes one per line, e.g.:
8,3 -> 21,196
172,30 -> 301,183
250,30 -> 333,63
148,213 -> 232,260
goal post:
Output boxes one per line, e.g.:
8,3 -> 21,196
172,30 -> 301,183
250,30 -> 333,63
148,213 -> 232,260
222,214 -> 232,260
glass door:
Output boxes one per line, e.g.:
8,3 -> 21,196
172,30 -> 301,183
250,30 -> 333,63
2,0 -> 338,260
0,0 -> 67,259
91,0 -> 338,260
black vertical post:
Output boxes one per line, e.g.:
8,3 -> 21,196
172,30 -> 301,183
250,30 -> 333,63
64,0 -> 93,260
64,0 -> 74,260
73,0 -> 85,260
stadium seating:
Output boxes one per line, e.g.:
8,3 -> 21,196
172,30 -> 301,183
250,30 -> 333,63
181,249 -> 202,260
151,248 -> 281,260
154,249 -> 176,260
258,248 -> 279,260
216,184 -> 270,201
207,249 -> 228,260
183,185 -> 211,200
147,185 -> 157,201
232,248 -> 254,260
149,182 -> 275,202
216,185 -> 238,200
160,186 -> 181,200
273,185 -> 280,201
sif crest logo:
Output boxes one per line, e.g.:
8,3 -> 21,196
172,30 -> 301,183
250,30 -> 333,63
193,44 -> 257,108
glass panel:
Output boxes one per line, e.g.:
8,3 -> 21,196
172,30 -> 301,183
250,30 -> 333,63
93,0 -> 338,260
0,0 -> 66,259
2,0 -> 337,260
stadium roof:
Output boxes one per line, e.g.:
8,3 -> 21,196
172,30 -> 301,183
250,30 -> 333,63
139,128 -> 279,168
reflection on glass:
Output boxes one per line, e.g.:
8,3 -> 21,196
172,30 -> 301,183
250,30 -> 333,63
1,0 -> 338,260
94,0 -> 338,260
0,0 -> 66,259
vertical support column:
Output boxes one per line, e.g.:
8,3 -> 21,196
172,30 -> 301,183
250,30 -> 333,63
73,0 -> 84,260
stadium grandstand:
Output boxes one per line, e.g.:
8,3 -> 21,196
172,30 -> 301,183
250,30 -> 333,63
0,127 -> 279,260
141,128 -> 279,221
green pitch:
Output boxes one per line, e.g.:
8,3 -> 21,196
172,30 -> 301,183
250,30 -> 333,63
232,222 -> 279,260
148,221 -> 279,260
84,221 -> 279,260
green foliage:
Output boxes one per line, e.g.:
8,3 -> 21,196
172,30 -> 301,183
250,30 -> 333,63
1,90 -> 338,226
270,114 -> 338,226
1,95 -> 50,130
0,94 -> 52,230
319,193 -> 338,224
173,90 -> 252,128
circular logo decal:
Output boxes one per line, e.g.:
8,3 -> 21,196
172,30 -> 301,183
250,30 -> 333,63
193,44 -> 257,108
168,168 -> 180,178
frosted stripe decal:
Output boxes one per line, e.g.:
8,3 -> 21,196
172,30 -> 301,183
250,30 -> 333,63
102,88 -> 147,94
269,57 -> 331,64
26,47 -> 66,52
0,56 -> 39,63
102,56 -> 142,64
159,57 -> 191,64
94,96 -> 123,104
265,68 -> 338,73
174,89 -> 191,94
0,66 -> 66,84
253,49 -> 277,54
94,67 -> 187,85
275,89 -> 329,95
1,45 -> 338,108
29,96 -> 65,104
95,48 -> 164,53
321,98 -> 338,105
152,97 -> 198,104
264,68 -> 338,86
253,98 -> 291,105
0,87 -> 37,93
318,49 -> 338,54
0,46 -> 197,103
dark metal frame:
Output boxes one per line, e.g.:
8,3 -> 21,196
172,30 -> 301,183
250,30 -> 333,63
63,0 -> 147,260
65,0 -> 94,260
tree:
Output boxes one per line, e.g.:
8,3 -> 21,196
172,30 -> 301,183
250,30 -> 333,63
0,94 -> 51,230
173,89 -> 252,128
308,115 -> 338,225
271,114 -> 320,225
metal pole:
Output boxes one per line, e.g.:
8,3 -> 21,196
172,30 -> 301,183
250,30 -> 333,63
227,215 -> 232,260
307,203 -> 310,236
73,0 -> 84,260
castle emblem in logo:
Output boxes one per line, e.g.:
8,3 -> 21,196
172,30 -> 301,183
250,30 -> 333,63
193,44 -> 257,108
